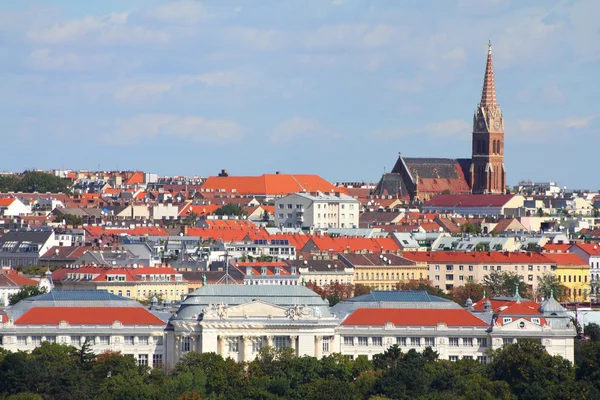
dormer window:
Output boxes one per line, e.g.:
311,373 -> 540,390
275,267 -> 280,275
531,318 -> 540,324
502,317 -> 512,324
261,267 -> 267,275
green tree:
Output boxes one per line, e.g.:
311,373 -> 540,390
0,175 -> 19,192
584,323 -> 600,342
213,204 -> 247,217
396,279 -> 453,300
53,213 -> 83,226
487,339 -> 574,399
261,209 -> 270,222
593,207 -> 600,218
354,284 -> 372,297
9,285 -> 47,305
483,271 -> 530,298
537,207 -> 544,217
536,273 -> 568,301
461,222 -> 482,234
16,171 -> 71,193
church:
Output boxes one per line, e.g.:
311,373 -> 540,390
373,42 -> 506,201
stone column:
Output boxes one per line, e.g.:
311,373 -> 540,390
266,335 -> 274,349
315,336 -> 323,359
289,335 -> 298,356
242,336 -> 253,362
217,336 -> 226,356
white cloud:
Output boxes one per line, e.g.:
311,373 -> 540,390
114,83 -> 174,102
270,117 -> 340,145
371,119 -> 471,140
506,115 -> 598,141
28,48 -> 113,71
186,71 -> 247,87
228,27 -> 280,50
141,0 -> 212,24
26,12 -> 169,45
108,114 -> 244,145
389,74 -> 425,93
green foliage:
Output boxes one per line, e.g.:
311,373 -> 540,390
483,271 -> 531,298
448,282 -> 485,306
0,341 -> 597,399
213,203 -> 247,217
396,279 -> 453,301
584,322 -> 600,342
54,213 -> 83,226
536,273 -> 568,301
354,284 -> 372,297
6,171 -> 71,194
8,285 -> 47,305
461,222 -> 482,234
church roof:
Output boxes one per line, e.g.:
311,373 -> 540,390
480,41 -> 497,107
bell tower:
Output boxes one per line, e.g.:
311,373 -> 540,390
471,41 -> 506,194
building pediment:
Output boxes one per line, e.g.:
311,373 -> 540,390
494,317 -> 546,332
218,300 -> 289,319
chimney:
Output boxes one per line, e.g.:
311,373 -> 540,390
275,171 -> 280,175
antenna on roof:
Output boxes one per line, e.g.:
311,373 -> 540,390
215,248 -> 239,285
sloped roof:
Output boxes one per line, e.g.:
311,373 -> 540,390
543,253 -> 588,266
341,308 -> 488,327
0,271 -> 37,287
201,174 -> 343,196
348,290 -> 451,303
424,194 -> 515,208
15,307 -> 164,325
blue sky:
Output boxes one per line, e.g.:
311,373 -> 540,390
1,0 -> 598,188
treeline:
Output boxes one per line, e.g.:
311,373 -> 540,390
1,338 -> 600,400
0,171 -> 71,194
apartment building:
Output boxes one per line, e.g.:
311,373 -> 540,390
339,253 -> 428,290
274,192 -> 360,230
402,251 -> 555,292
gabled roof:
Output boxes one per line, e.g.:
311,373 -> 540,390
571,243 -> 600,256
15,307 -> 165,325
0,198 -> 17,207
0,270 -> 38,287
348,290 -> 452,303
341,308 -> 488,327
543,253 -> 588,267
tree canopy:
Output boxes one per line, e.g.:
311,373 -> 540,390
8,285 -> 47,305
0,340 -> 596,399
0,171 -> 71,194
213,204 -> 247,217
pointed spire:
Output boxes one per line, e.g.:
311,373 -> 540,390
515,285 -> 521,303
480,40 -> 497,108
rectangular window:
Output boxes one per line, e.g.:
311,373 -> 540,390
138,336 -> 149,345
153,354 -> 163,368
463,338 -> 473,347
410,337 -> 421,346
228,337 -> 239,352
477,337 -> 488,347
531,318 -> 540,325
31,336 -> 42,345
459,265 -> 464,271
45,336 -> 57,344
252,338 -> 263,353
71,336 -> 81,345
449,356 -> 459,362
396,337 -> 406,346
99,336 -> 110,345
503,338 -> 514,345
323,337 -> 330,353
468,266 -> 473,271
138,354 -> 148,366
372,337 -> 382,346
343,336 -> 354,346
274,336 -> 290,350
182,337 -> 191,352
124,336 -> 135,345
435,265 -> 440,271
357,337 -> 368,346
17,336 -> 27,345
477,356 -> 488,364
424,337 -> 435,347
153,336 -> 164,346
449,337 -> 459,347
463,355 -> 473,360
503,317 -> 512,324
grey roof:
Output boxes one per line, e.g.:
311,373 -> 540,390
0,230 -> 53,246
331,290 -> 462,319
349,290 -> 453,303
172,284 -> 334,321
539,296 -> 566,314
27,289 -> 131,302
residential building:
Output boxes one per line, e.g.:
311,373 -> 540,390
0,270 -> 38,306
0,230 -> 60,268
230,262 -> 301,286
38,246 -> 91,269
569,243 -> 600,299
165,285 -> 339,367
422,194 -> 525,217
339,253 -> 428,290
288,258 -> 354,287
0,290 -> 168,368
401,251 -> 555,292
52,265 -> 188,301
0,198 -> 31,217
543,253 -> 590,301
274,192 -> 360,230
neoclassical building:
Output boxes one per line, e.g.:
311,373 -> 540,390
165,285 -> 338,367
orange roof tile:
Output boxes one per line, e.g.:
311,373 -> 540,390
125,171 -> 145,186
201,174 -> 345,196
341,308 -> 488,327
402,251 -> 553,264
543,253 -> 588,266
571,243 -> 600,256
15,307 -> 164,325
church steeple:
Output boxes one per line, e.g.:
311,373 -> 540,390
471,41 -> 506,195
480,41 -> 497,108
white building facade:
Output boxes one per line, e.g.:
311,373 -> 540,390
274,192 -> 360,230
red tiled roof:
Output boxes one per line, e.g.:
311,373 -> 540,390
402,251 -> 552,264
424,194 -> 515,208
15,307 -> 164,325
0,270 -> 38,287
341,308 -> 488,327
201,174 -> 344,196
571,243 -> 600,256
303,236 -> 399,253
40,246 -> 91,260
542,243 -> 572,253
543,253 -> 588,266
125,171 -> 144,186
0,198 -> 17,206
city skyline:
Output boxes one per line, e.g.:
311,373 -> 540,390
1,0 -> 598,188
